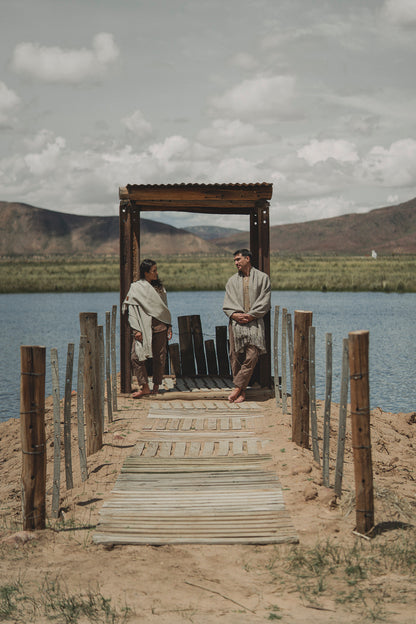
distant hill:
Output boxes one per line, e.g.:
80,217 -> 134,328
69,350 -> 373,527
215,197 -> 416,255
0,202 -> 219,256
1,197 -> 415,257
184,225 -> 245,240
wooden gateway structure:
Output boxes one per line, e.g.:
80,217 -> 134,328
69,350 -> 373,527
119,183 -> 273,394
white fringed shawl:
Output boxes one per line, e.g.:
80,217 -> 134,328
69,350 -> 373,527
223,267 -> 271,354
122,280 -> 171,361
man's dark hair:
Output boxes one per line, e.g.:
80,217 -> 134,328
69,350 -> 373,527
233,248 -> 252,261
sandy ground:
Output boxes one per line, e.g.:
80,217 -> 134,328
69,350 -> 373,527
0,386 -> 415,624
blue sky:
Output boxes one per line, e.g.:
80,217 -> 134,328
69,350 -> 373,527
1,0 -> 416,230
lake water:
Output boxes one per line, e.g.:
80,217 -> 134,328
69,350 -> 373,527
0,291 -> 415,422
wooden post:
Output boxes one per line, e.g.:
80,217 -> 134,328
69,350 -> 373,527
335,338 -> 349,498
79,313 -> 102,455
20,346 -> 46,530
168,343 -> 181,377
273,305 -> 280,406
120,201 -> 132,393
309,326 -> 320,465
204,340 -> 218,376
77,336 -> 88,481
111,304 -> 118,410
349,330 -> 374,535
216,326 -> 230,377
322,333 -> 332,486
105,312 -> 113,423
281,308 -> 288,415
63,343 -> 74,490
287,312 -> 294,394
50,348 -> 60,518
178,316 -> 196,377
292,310 -> 313,448
191,315 -> 207,375
98,325 -> 105,428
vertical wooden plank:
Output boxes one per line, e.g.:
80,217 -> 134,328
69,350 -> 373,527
191,315 -> 207,375
309,327 -> 320,465
204,339 -> 218,376
287,312 -> 294,394
20,346 -> 46,530
50,348 -> 60,518
216,326 -> 230,377
178,315 -> 196,377
322,333 -> 332,486
119,200 -> 132,394
168,343 -> 181,377
97,325 -> 105,429
335,338 -> 349,498
63,343 -> 74,490
111,305 -> 118,411
131,204 -> 141,282
77,336 -> 88,482
349,330 -> 374,535
79,313 -> 102,455
292,310 -> 313,448
273,305 -> 280,406
105,312 -> 113,423
281,308 -> 287,415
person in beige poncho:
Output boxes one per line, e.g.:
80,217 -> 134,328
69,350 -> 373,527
122,259 -> 172,398
223,249 -> 271,403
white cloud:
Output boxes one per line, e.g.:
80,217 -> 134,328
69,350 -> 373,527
360,139 -> 416,187
24,136 -> 66,175
383,0 -> 416,27
271,196 -> 358,226
229,52 -> 259,71
210,75 -> 297,120
121,110 -> 153,139
0,81 -> 20,126
298,139 -> 359,166
11,33 -> 119,83
197,119 -> 268,147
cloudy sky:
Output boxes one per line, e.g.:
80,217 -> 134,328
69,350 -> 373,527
1,0 -> 416,230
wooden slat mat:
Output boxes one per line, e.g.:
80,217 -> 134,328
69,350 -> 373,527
93,456 -> 298,545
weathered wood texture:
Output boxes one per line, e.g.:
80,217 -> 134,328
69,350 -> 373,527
64,343 -> 74,490
79,313 -> 102,455
20,346 -> 46,530
349,330 -> 374,534
292,310 -> 313,448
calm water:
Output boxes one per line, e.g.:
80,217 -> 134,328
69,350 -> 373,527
0,291 -> 415,422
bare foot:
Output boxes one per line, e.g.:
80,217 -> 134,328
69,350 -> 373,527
132,389 -> 150,399
228,387 -> 241,403
234,391 -> 246,403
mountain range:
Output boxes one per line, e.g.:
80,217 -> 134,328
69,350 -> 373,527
1,197 -> 415,256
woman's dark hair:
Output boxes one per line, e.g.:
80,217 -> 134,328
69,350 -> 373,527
139,258 -> 163,287
139,259 -> 156,279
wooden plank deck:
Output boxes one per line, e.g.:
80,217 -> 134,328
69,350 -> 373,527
93,400 -> 298,545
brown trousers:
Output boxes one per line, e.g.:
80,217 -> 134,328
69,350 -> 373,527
229,324 -> 259,390
131,329 -> 167,386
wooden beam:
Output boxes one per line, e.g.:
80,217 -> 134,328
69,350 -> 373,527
120,184 -> 273,205
120,200 -> 132,394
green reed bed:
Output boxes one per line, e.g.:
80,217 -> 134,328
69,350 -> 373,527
1,254 -> 415,293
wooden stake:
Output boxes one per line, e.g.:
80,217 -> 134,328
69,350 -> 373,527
111,304 -> 118,411
20,346 -> 46,530
79,313 -> 102,455
281,308 -> 287,415
50,348 -> 60,518
273,305 -> 280,406
63,343 -> 74,490
292,310 -> 313,448
77,336 -> 88,481
98,325 -> 105,428
287,312 -> 294,393
349,330 -> 374,535
335,338 -> 349,498
309,326 -> 320,465
322,333 -> 332,486
105,312 -> 113,423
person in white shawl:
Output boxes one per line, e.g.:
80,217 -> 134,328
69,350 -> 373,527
122,259 -> 172,398
223,249 -> 271,403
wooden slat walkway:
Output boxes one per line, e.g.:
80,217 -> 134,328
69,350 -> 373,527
93,400 -> 298,545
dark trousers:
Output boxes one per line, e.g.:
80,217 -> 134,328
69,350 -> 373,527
229,324 -> 259,390
131,330 -> 167,386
